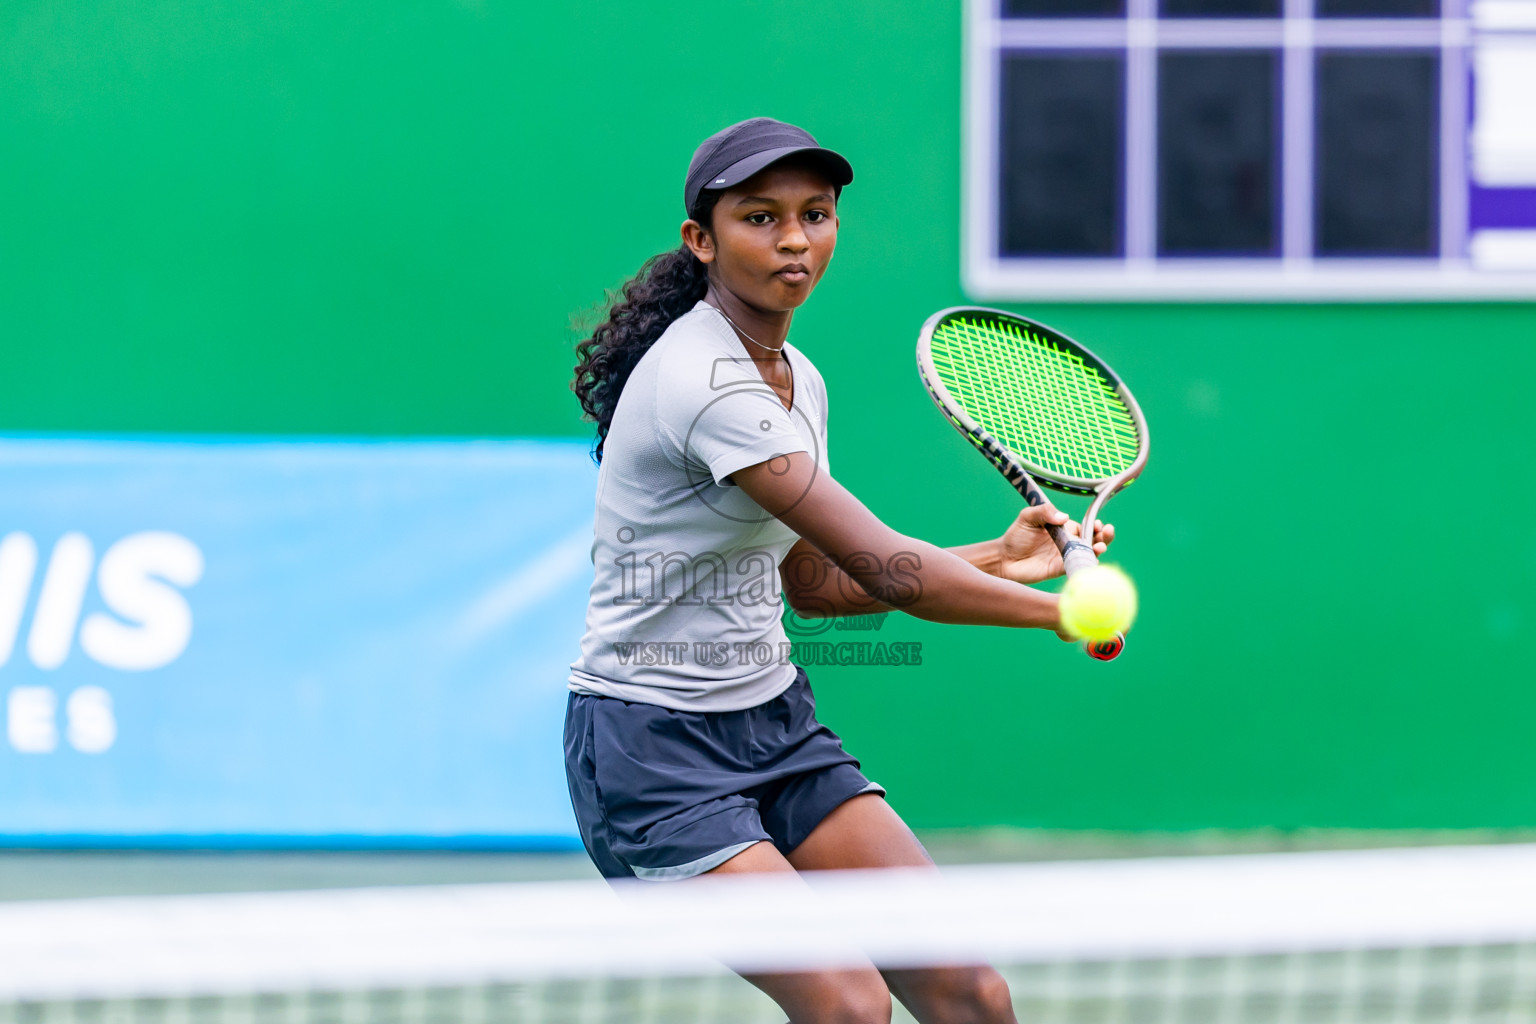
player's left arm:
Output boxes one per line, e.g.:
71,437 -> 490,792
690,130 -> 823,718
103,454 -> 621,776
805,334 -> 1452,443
780,507 -> 1114,620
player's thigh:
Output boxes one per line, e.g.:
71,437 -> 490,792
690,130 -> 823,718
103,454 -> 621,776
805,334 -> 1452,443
786,792 -> 934,872
786,797 -> 1017,1024
708,840 -> 893,1024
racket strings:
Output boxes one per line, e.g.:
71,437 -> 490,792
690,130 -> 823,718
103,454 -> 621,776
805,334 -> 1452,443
930,318 -> 1141,481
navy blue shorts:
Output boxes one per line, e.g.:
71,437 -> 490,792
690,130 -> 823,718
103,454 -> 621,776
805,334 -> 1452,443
563,664 -> 884,881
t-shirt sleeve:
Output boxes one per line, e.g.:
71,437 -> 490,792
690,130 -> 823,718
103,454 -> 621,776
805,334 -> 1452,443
655,344 -> 808,487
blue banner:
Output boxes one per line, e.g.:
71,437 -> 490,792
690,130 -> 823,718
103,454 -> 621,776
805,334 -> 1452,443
0,438 -> 596,847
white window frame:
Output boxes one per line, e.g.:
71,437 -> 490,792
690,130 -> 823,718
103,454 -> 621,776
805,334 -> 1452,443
963,0 -> 1536,300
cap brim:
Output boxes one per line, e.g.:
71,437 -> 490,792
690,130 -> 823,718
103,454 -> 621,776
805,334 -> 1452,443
706,146 -> 854,193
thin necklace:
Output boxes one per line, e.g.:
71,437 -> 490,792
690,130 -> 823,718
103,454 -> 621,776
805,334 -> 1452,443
713,305 -> 785,354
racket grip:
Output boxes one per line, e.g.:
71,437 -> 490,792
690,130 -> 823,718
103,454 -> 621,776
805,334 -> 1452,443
1059,539 -> 1126,661
1060,541 -> 1099,578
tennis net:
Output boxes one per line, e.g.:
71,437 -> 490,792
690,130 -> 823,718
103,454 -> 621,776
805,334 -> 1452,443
6,844 -> 1536,1023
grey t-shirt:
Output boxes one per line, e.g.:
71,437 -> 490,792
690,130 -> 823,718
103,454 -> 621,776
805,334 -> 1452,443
568,301 -> 829,712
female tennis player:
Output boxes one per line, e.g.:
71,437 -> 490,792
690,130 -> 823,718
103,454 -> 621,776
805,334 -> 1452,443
567,118 -> 1112,1024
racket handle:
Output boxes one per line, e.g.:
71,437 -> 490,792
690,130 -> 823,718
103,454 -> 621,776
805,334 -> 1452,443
1059,539 -> 1126,662
1013,473 -> 1127,662
1023,475 -> 1100,577
1060,540 -> 1099,578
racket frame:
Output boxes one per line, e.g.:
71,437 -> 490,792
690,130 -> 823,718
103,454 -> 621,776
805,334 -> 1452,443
916,306 -> 1150,658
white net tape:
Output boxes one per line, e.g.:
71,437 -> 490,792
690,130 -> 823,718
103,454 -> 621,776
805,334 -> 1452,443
6,844 -> 1536,1023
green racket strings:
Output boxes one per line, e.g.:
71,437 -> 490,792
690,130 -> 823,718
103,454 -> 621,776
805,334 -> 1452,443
930,316 -> 1141,482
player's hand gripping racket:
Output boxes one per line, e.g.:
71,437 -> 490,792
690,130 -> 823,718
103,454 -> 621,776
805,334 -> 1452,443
916,307 -> 1149,661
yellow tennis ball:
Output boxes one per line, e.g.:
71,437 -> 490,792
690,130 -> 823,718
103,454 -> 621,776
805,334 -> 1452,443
1059,565 -> 1138,642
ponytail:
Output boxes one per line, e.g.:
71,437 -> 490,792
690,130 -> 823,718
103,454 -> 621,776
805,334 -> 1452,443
572,196 -> 720,462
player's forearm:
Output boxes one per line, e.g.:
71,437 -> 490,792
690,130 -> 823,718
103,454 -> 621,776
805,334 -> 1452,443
783,579 -> 893,619
947,538 -> 1003,577
784,540 -> 1002,619
836,536 -> 1060,630
740,456 -> 1056,629
785,537 -> 1055,627
781,546 -> 895,619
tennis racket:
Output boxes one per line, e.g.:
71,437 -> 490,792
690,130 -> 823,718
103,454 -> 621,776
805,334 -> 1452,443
916,307 -> 1149,661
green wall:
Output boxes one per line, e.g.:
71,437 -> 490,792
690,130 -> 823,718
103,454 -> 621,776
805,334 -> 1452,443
4,1 -> 1533,830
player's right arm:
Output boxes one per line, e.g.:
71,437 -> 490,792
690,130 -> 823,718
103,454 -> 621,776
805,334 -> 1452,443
734,451 -> 1064,631
779,498 -> 1106,621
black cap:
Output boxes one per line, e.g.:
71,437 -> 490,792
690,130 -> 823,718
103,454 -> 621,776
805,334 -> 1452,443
684,117 -> 854,219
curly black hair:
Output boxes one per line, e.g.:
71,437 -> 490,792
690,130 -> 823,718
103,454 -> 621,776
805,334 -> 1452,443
571,193 -> 722,462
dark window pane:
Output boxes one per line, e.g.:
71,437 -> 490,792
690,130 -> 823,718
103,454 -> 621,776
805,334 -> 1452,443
1317,0 -> 1438,15
1158,51 -> 1279,256
999,54 -> 1125,257
1162,0 -> 1280,17
1004,0 -> 1125,15
1315,51 -> 1439,256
